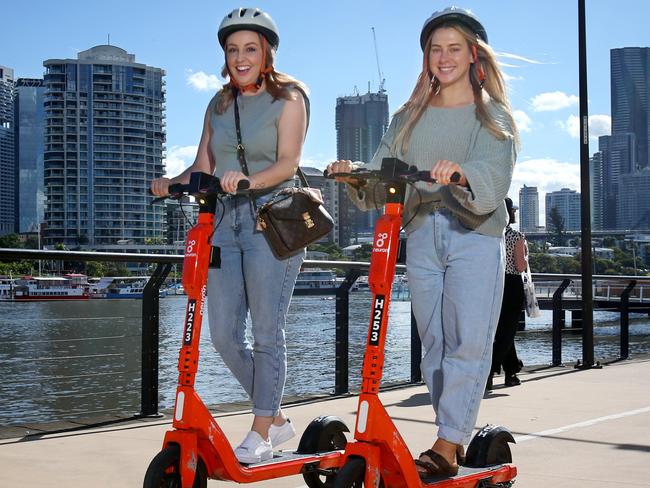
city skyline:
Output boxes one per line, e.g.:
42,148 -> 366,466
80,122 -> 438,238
1,0 -> 648,224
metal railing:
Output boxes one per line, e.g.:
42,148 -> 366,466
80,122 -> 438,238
1,248 -> 647,419
0,248 -> 411,418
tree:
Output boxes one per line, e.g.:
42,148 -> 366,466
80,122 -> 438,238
0,233 -> 22,249
546,206 -> 567,246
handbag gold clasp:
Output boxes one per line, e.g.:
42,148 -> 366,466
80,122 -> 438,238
302,212 -> 315,229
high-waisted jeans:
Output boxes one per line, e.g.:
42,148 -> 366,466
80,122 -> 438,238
406,209 -> 504,445
207,194 -> 304,417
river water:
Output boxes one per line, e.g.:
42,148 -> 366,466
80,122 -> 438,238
1,293 -> 649,425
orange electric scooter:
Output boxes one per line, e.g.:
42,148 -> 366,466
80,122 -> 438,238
144,172 -> 349,488
326,158 -> 517,488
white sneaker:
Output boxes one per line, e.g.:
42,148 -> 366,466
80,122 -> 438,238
269,418 -> 296,447
234,431 -> 273,464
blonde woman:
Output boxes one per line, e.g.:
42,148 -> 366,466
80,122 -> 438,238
327,6 -> 519,478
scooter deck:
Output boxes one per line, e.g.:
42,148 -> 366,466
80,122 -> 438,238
421,463 -> 516,486
240,449 -> 342,467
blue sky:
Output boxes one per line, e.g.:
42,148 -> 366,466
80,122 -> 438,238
2,0 -> 647,221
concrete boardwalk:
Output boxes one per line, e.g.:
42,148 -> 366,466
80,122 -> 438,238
1,358 -> 649,487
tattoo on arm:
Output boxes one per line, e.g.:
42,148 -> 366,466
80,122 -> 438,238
253,181 -> 266,190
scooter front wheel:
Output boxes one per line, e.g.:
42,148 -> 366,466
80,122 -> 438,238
333,458 -> 366,487
143,445 -> 207,488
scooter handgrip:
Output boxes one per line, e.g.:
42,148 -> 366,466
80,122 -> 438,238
237,179 -> 250,190
168,183 -> 184,194
450,171 -> 461,183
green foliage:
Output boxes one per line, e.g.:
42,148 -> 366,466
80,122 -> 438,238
0,234 -> 22,249
85,262 -> 106,277
353,243 -> 373,261
546,207 -> 567,246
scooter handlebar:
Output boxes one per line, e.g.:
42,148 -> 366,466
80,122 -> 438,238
323,168 -> 460,185
149,173 -> 250,203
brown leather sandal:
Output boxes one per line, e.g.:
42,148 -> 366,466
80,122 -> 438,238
456,444 -> 466,466
414,449 -> 459,479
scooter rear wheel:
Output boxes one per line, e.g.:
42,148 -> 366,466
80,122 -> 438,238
143,445 -> 207,488
302,417 -> 349,488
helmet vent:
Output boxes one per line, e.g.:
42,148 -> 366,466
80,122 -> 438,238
240,8 -> 247,17
253,11 -> 260,17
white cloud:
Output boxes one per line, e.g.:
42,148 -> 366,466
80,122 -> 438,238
496,52 -> 545,65
557,114 -> 612,140
513,110 -> 532,133
186,70 -> 222,92
163,145 -> 197,177
557,114 -> 580,138
531,91 -> 579,112
510,158 -> 581,225
589,114 -> 611,139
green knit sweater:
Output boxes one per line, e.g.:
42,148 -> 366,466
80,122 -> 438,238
348,101 -> 517,237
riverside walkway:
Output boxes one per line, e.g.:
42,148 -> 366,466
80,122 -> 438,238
1,357 -> 649,487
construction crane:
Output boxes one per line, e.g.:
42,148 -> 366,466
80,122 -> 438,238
371,27 -> 386,93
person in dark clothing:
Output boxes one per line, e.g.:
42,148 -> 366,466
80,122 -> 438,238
487,197 -> 527,390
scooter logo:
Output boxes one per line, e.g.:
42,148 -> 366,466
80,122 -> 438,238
186,239 -> 197,257
183,299 -> 197,345
373,232 -> 389,253
369,295 -> 385,346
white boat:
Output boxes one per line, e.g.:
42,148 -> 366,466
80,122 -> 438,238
0,277 -> 15,301
12,274 -> 90,301
294,269 -> 338,293
89,276 -> 149,299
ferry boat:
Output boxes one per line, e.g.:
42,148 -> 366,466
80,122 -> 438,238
90,276 -> 149,299
0,277 -> 15,301
294,269 -> 338,294
12,274 -> 90,301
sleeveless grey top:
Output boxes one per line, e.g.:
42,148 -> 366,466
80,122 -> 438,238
208,90 -> 291,188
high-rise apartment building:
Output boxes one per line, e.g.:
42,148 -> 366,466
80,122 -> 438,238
14,78 -> 46,234
545,188 -> 581,232
166,197 -> 198,245
611,47 -> 649,169
590,151 -> 604,231
618,167 -> 650,230
43,45 -> 165,246
335,91 -> 388,246
598,133 -> 636,229
518,185 -> 539,233
0,65 -> 15,236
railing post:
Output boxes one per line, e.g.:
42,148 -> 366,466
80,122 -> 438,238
141,263 -> 172,417
335,268 -> 361,395
410,306 -> 422,383
619,280 -> 636,360
552,279 -> 571,366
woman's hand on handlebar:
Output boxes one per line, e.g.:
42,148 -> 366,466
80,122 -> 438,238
220,170 -> 250,194
430,160 -> 467,187
150,177 -> 171,196
325,160 -> 364,185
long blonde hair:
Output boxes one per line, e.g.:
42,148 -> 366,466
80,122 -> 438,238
216,33 -> 308,114
392,22 -> 519,156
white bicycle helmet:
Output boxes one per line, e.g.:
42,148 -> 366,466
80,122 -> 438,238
420,6 -> 488,50
218,7 -> 280,50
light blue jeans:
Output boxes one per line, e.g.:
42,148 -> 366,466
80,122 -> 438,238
406,209 -> 504,445
207,194 -> 304,417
